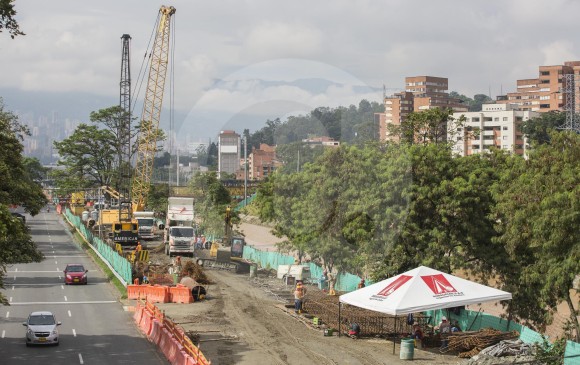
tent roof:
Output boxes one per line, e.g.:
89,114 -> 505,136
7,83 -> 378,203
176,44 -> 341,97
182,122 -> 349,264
339,266 -> 512,315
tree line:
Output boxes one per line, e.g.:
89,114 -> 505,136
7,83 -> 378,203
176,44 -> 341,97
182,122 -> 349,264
252,110 -> 579,340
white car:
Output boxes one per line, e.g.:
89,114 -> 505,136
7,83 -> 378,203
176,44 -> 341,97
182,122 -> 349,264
23,311 -> 61,346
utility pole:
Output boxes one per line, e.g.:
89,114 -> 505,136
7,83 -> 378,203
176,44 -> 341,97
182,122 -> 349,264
244,136 -> 248,207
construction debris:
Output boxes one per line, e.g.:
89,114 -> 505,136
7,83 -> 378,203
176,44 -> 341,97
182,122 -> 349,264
478,339 -> 534,357
443,328 -> 520,357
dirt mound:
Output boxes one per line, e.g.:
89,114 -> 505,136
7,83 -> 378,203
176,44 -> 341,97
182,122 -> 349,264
180,261 -> 210,284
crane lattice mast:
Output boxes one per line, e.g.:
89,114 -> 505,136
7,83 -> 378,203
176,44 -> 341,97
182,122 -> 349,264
118,34 -> 132,221
132,6 -> 176,212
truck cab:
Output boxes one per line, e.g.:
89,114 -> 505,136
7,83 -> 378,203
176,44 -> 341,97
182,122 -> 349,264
165,225 -> 195,257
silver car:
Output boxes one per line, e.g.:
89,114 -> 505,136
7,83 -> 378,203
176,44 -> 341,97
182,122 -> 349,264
23,311 -> 61,346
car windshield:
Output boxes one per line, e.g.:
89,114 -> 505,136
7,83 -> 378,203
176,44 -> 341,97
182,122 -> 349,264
66,265 -> 84,272
171,227 -> 194,237
29,314 -> 55,326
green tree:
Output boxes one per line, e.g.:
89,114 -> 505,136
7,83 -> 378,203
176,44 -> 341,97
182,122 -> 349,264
520,111 -> 565,145
388,108 -> 465,145
493,132 -> 580,340
189,172 -> 232,237
0,98 -> 45,305
22,157 -> 47,182
53,123 -> 117,192
0,0 -> 24,38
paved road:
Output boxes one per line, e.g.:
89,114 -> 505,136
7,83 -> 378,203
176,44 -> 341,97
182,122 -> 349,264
0,209 -> 168,365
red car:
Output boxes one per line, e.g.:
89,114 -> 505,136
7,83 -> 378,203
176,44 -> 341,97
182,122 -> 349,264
64,264 -> 88,285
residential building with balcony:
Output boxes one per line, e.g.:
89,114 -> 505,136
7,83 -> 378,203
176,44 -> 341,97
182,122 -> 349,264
496,61 -> 580,112
450,103 -> 538,157
248,144 -> 279,180
378,76 -> 467,142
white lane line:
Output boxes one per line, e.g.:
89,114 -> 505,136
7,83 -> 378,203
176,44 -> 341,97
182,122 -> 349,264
11,285 -> 14,291
1,330 -> 4,338
52,251 -> 55,254
59,276 -> 62,280
56,267 -> 59,271
72,329 -> 77,337
78,353 -> 84,364
6,271 -> 66,273
7,283 -> 64,286
5,312 -> 9,318
64,296 -> 68,302
9,301 -> 117,305
61,285 -> 64,290
15,268 -> 17,272
68,310 -> 72,317
55,261 -> 58,265
9,297 -> 12,303
13,276 -> 15,281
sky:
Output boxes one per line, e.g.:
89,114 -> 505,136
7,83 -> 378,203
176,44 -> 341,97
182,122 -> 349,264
2,0 -> 580,142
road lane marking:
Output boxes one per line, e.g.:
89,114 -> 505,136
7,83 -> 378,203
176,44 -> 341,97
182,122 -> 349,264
72,329 -> 77,337
11,285 -> 14,290
9,301 -> 117,305
2,330 -> 4,338
13,276 -> 15,281
68,310 -> 72,317
15,268 -> 17,272
9,297 -> 12,303
7,283 -> 67,286
79,353 -> 84,364
7,271 -> 68,273
5,312 -> 9,318
61,285 -> 64,289
64,296 -> 68,302
56,267 -> 60,271
55,261 -> 58,265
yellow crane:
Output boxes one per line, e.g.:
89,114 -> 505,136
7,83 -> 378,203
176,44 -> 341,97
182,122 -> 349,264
132,5 -> 176,213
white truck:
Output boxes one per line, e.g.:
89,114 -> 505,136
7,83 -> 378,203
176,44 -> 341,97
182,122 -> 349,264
134,211 -> 162,240
164,197 -> 196,257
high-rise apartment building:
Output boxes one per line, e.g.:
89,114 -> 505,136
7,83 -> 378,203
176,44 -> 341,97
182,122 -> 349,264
450,104 -> 537,157
218,130 -> 241,177
378,76 -> 467,141
497,61 -> 580,112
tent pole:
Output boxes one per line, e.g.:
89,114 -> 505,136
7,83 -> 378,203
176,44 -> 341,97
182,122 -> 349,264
338,302 -> 341,337
393,315 -> 396,354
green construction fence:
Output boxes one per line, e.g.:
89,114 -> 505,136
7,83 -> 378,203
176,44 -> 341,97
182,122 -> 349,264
64,208 -> 132,285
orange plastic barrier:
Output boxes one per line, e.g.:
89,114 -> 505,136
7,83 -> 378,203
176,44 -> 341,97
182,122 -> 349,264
139,309 -> 153,336
133,302 -> 144,324
138,300 -> 211,365
146,285 -> 170,303
169,284 -> 194,304
148,318 -> 164,345
127,284 -> 141,300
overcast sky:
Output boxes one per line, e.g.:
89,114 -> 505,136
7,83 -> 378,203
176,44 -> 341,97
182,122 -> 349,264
2,0 -> 580,140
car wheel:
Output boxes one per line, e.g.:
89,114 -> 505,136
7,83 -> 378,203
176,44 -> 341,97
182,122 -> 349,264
25,342 -> 30,347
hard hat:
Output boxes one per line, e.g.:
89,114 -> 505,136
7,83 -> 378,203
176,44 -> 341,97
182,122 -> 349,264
442,316 -> 447,321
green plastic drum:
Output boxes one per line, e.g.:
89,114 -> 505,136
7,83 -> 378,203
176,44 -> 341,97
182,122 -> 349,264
400,338 -> 415,360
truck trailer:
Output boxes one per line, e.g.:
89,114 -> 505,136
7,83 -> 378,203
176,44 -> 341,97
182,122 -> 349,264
164,197 -> 195,257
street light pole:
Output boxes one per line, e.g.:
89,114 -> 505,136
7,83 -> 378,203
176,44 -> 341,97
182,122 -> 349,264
244,136 -> 248,207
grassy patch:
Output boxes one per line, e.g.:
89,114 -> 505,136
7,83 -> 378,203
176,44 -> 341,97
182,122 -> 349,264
69,229 -> 128,299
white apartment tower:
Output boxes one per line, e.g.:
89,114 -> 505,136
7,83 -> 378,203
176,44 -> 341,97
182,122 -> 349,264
218,130 -> 241,178
450,104 -> 538,157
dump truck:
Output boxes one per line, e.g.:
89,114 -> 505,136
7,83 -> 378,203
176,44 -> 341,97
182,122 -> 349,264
164,197 -> 195,257
134,211 -> 163,240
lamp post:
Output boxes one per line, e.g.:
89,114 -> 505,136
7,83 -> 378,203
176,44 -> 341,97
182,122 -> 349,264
244,136 -> 248,207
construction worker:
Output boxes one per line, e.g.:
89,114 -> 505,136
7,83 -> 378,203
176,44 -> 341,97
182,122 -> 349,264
135,242 -> 142,253
294,281 -> 306,314
357,277 -> 366,289
327,271 -> 336,296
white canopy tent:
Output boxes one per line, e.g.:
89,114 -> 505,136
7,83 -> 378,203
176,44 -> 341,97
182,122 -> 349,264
340,266 -> 512,315
338,266 -> 512,353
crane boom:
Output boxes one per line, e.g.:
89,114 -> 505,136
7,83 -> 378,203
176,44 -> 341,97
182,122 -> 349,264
132,5 -> 176,212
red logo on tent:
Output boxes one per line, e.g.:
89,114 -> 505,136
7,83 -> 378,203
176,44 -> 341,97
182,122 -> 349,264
376,275 -> 412,297
421,274 -> 458,294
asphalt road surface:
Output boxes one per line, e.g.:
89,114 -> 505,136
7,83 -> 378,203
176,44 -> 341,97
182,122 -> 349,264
0,209 -> 168,365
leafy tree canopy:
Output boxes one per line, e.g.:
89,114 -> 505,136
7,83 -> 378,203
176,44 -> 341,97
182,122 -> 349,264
0,0 -> 24,39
